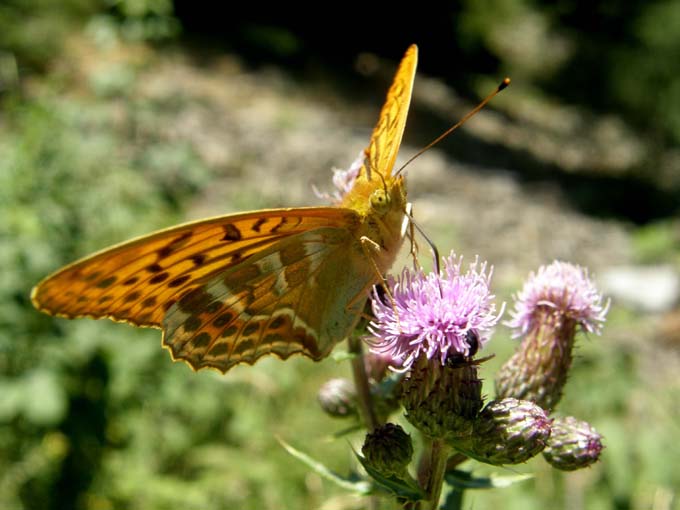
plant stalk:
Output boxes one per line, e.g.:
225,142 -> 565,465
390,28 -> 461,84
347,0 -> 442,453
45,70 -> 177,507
424,439 -> 452,510
348,335 -> 379,430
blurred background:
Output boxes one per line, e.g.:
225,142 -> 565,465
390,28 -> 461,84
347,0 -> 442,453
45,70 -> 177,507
1,1 -> 679,509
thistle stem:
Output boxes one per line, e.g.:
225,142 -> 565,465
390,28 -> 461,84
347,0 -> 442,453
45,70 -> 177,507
424,439 -> 452,510
348,335 -> 379,430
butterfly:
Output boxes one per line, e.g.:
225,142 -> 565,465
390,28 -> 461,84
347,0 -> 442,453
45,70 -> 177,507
31,45 -> 418,373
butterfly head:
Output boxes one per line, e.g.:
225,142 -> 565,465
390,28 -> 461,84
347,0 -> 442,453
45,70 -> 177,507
340,164 -> 406,221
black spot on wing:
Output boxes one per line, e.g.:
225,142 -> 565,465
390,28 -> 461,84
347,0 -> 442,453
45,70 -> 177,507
97,276 -> 117,288
149,272 -> 169,284
222,224 -> 242,241
123,290 -> 141,303
252,217 -> 267,232
168,275 -> 191,288
184,315 -> 202,332
142,296 -> 157,308
190,254 -> 207,266
178,288 -> 213,314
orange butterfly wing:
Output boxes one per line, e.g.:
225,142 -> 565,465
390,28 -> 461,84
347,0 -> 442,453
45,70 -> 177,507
364,44 -> 417,180
31,208 -> 358,327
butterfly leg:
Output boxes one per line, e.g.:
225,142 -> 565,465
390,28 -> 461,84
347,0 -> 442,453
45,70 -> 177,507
353,236 -> 403,332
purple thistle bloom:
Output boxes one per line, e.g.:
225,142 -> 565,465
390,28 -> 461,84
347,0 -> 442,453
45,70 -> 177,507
368,254 -> 503,372
313,152 -> 363,203
506,261 -> 609,338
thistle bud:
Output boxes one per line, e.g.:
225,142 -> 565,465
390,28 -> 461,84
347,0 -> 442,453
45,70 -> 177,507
317,378 -> 357,418
543,416 -> 603,471
496,261 -> 608,411
401,355 -> 483,441
461,398 -> 551,465
361,423 -> 414,477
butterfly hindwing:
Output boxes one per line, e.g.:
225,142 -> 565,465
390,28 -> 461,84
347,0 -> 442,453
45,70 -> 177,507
31,207 -> 360,328
162,227 -> 374,372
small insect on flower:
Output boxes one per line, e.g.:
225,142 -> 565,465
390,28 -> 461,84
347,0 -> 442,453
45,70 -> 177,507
367,253 -> 503,372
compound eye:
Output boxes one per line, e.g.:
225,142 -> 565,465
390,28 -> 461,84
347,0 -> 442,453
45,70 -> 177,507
370,189 -> 389,212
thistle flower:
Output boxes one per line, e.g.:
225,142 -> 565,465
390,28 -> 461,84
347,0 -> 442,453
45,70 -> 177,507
496,261 -> 609,411
506,261 -> 609,337
368,254 -> 502,372
543,416 -> 603,471
361,423 -> 414,478
459,398 -> 552,465
313,152 -> 363,203
368,253 -> 502,439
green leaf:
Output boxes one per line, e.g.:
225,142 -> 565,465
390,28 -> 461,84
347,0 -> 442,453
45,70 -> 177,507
277,437 -> 371,494
445,469 -> 533,490
354,451 -> 426,502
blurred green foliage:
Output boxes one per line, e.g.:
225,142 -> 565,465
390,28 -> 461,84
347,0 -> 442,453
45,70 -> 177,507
0,0 -> 177,79
632,221 -> 680,264
457,0 -> 680,148
0,0 -> 98,73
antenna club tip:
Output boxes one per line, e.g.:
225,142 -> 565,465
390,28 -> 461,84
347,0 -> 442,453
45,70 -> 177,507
499,77 -> 511,90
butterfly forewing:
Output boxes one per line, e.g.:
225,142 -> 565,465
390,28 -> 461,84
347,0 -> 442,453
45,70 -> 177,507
365,44 -> 417,179
32,208 -> 359,328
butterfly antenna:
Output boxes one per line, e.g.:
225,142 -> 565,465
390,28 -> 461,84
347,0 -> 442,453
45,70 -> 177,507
395,77 -> 511,176
376,168 -> 389,194
362,149 -> 373,182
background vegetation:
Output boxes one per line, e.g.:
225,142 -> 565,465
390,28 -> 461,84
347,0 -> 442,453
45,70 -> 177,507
1,1 -> 679,509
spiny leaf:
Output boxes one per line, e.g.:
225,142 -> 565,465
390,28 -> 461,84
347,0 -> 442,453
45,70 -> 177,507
277,437 -> 371,494
354,451 -> 426,502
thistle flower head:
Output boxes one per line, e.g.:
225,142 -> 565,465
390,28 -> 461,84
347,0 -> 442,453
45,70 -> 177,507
368,254 -> 502,372
461,398 -> 552,465
361,423 -> 414,478
496,261 -> 609,411
317,378 -> 357,418
506,261 -> 609,338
